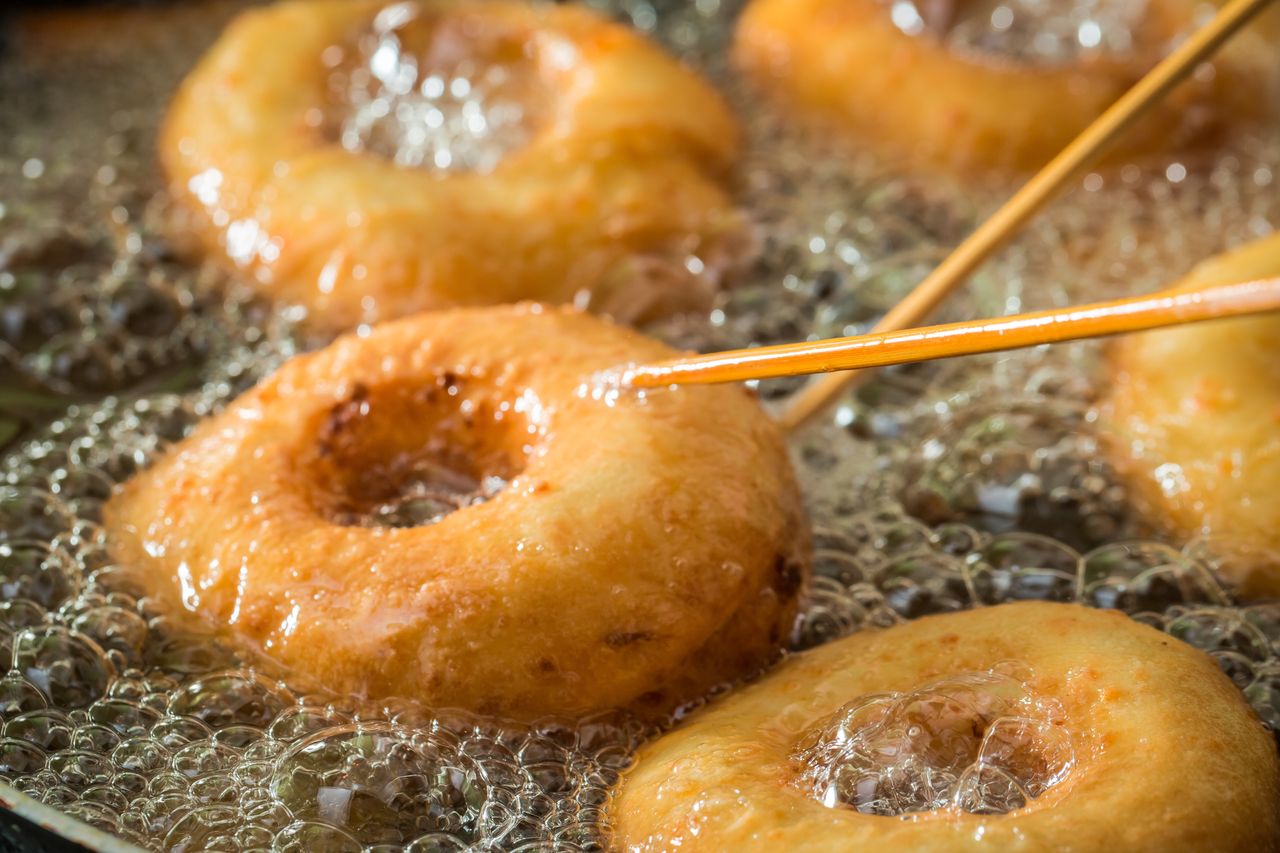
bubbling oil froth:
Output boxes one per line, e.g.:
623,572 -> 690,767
794,665 -> 1073,816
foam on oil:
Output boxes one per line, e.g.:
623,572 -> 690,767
1,1 -> 1279,851
326,1 -> 549,173
794,665 -> 1072,815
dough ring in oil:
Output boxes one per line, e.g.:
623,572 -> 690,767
1107,233 -> 1280,599
734,0 -> 1276,175
104,305 -> 809,720
162,0 -> 744,331
610,601 -> 1280,851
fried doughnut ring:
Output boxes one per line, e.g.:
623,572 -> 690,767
610,602 -> 1280,852
161,0 -> 742,331
1107,233 -> 1280,598
103,305 -> 808,719
734,0 -> 1273,174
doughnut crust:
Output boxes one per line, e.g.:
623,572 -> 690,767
1107,234 -> 1280,598
103,305 -> 808,719
734,0 -> 1273,175
610,602 -> 1280,852
161,0 -> 743,330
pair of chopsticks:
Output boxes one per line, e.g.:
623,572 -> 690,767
619,278 -> 1280,388
616,0 -> 1279,427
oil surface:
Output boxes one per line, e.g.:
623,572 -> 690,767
1,1 -> 1280,851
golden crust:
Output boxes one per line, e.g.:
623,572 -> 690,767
610,602 -> 1280,852
103,305 -> 808,719
161,0 -> 743,331
1106,233 -> 1280,598
733,0 -> 1275,175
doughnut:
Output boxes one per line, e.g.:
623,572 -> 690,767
161,0 -> 743,331
1106,233 -> 1280,598
734,0 -> 1274,175
610,602 -> 1280,851
102,304 -> 808,719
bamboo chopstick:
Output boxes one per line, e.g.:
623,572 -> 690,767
616,277 -> 1280,388
777,0 -> 1278,431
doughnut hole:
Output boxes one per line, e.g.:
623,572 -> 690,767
324,2 -> 555,172
296,374 -> 527,528
794,666 -> 1073,816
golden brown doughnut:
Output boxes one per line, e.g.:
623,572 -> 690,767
734,0 -> 1274,175
610,602 -> 1280,851
161,0 -> 743,330
103,305 -> 808,719
1107,233 -> 1280,598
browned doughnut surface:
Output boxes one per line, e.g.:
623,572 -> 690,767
1107,233 -> 1280,598
735,0 -> 1275,175
104,305 -> 809,719
611,602 -> 1280,852
160,0 -> 744,331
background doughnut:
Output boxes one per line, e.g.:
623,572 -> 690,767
161,0 -> 744,331
734,0 -> 1276,175
1106,233 -> 1280,598
610,602 -> 1280,852
103,304 -> 809,720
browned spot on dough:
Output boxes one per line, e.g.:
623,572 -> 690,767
606,630 -> 654,649
317,381 -> 370,456
636,690 -> 666,708
772,553 -> 803,599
